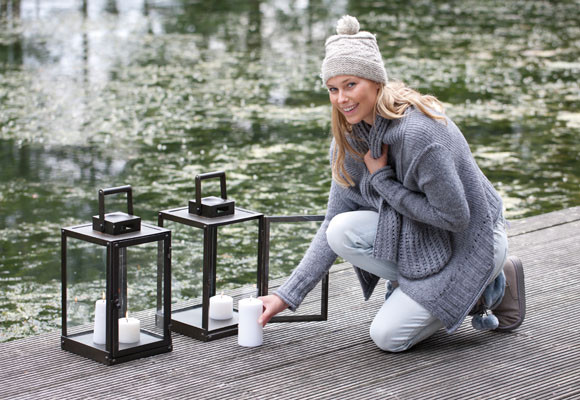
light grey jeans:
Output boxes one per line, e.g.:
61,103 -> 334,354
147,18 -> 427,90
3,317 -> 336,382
326,210 -> 508,352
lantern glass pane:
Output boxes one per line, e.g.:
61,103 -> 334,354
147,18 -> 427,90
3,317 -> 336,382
267,220 -> 321,279
119,239 -> 166,343
267,219 -> 325,318
218,220 -> 260,299
168,222 -> 204,309
166,218 -> 262,312
65,238 -> 106,336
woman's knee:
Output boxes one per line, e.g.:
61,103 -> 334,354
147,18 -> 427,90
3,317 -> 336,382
369,321 -> 412,353
326,211 -> 377,256
369,289 -> 442,353
326,212 -> 358,255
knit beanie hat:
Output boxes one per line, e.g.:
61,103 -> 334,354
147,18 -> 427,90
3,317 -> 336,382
321,15 -> 387,84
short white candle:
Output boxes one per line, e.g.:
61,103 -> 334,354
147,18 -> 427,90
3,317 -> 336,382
118,312 -> 140,344
238,296 -> 263,347
210,292 -> 234,320
93,294 -> 106,345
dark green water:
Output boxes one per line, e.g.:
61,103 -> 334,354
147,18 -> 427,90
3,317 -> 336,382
1,0 -> 579,341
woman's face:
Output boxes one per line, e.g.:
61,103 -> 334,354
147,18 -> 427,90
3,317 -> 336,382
326,75 -> 380,125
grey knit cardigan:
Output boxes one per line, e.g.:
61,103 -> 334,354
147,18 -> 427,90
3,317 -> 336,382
275,108 -> 503,333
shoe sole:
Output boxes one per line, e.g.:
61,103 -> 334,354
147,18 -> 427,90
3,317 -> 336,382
495,256 -> 526,332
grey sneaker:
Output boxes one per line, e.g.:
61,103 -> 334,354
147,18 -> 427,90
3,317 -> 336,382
493,256 -> 526,332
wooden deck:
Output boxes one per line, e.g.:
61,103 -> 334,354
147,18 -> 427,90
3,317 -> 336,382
1,207 -> 579,399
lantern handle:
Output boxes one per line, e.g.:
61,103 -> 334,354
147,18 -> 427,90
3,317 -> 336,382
97,185 -> 134,231
194,171 -> 228,215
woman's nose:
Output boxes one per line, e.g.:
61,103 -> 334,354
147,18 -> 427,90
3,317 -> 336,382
338,91 -> 348,103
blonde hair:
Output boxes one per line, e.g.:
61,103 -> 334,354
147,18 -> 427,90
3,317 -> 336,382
331,81 -> 445,187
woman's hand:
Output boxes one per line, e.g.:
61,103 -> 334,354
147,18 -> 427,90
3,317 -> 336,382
364,144 -> 389,174
258,294 -> 289,327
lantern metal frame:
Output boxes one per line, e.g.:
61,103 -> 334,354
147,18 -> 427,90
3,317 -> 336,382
158,171 -> 329,342
262,215 -> 328,323
61,186 -> 172,365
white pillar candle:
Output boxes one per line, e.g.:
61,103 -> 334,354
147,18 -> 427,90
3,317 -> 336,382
118,312 -> 141,344
238,296 -> 263,347
93,294 -> 106,345
209,292 -> 234,320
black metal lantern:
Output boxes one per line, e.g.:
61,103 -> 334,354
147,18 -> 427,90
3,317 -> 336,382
158,171 -> 329,342
158,172 -> 265,341
61,186 -> 172,365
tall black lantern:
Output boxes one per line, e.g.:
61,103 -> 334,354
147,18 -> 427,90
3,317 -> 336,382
158,172 -> 265,341
61,186 -> 172,365
158,171 -> 329,342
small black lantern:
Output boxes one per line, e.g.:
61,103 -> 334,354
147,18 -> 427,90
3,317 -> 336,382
61,186 -> 172,365
158,171 -> 329,342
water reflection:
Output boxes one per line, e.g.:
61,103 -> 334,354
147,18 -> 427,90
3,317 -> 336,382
0,0 -> 21,19
0,0 -> 579,341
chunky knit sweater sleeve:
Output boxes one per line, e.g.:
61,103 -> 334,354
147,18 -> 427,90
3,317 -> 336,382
369,143 -> 471,232
275,179 -> 357,311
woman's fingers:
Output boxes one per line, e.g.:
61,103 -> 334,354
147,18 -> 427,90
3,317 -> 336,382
363,145 -> 389,174
257,294 -> 288,327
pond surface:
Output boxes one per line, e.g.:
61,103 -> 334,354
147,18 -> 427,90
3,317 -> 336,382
1,0 -> 579,341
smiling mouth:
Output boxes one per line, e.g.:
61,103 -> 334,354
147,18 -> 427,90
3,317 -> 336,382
342,104 -> 358,113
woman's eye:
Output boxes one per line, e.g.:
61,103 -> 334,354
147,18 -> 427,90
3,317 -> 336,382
328,88 -> 337,93
347,82 -> 356,88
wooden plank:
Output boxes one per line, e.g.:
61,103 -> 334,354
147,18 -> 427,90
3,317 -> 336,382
508,205 -> 580,237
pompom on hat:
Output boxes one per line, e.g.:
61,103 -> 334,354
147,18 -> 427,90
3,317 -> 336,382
321,15 -> 388,84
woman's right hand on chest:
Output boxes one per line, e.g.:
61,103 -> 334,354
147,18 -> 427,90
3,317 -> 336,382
363,144 -> 389,174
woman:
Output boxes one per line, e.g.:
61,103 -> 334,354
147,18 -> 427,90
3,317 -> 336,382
258,15 -> 526,352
